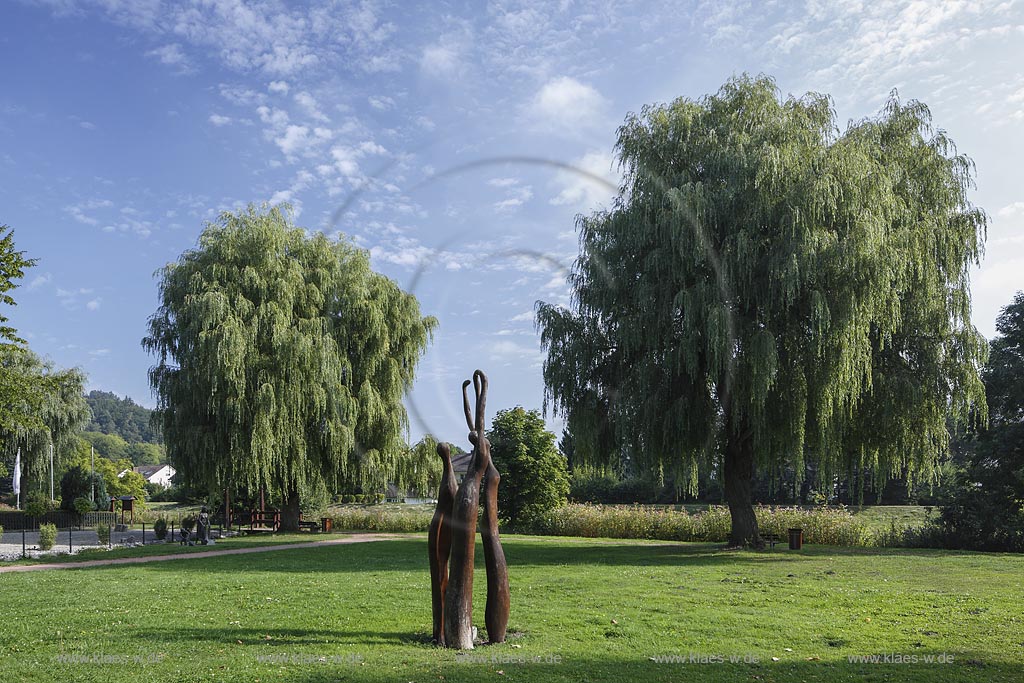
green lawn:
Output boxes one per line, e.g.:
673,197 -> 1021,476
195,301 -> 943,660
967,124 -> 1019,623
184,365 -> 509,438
1,535 -> 1021,682
0,532 -> 341,566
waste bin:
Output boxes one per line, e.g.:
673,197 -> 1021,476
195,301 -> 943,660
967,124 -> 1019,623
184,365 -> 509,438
321,517 -> 332,533
788,528 -> 803,550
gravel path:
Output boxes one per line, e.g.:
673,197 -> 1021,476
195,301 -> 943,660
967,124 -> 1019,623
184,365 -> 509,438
0,533 -> 415,573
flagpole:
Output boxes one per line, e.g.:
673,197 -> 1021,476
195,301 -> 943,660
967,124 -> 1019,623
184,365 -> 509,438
91,446 -> 95,503
14,448 -> 21,510
50,443 -> 54,501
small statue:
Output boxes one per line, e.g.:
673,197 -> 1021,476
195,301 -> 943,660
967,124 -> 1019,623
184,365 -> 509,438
197,506 -> 211,545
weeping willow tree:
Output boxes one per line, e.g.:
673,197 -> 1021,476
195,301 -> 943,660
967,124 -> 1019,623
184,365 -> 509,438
538,75 -> 987,546
0,348 -> 90,493
144,205 -> 436,529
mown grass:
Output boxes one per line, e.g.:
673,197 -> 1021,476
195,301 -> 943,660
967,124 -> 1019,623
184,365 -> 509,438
1,535 -> 1021,682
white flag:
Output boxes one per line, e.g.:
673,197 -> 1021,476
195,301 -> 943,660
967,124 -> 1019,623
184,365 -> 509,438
12,448 -> 21,496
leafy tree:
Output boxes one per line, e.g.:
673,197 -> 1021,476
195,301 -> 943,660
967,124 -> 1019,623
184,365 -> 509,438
126,442 -> 164,466
538,75 -> 987,546
488,407 -> 570,528
938,292 -> 1024,551
84,390 -> 161,444
395,435 -> 444,498
0,350 -> 90,493
0,228 -> 47,440
81,431 -> 129,462
143,205 -> 435,529
0,226 -> 36,349
60,464 -> 94,512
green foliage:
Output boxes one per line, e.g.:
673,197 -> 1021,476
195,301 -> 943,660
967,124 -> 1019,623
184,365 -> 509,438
537,75 -> 988,541
37,522 -> 56,550
394,435 -> 443,498
96,523 -> 110,545
1,349 -> 90,493
24,491 -> 52,518
937,291 -> 1024,552
0,226 -> 36,349
59,465 -> 93,512
143,204 -> 436,513
73,496 -> 93,516
181,515 -> 196,531
126,442 -> 164,466
488,406 -> 570,528
153,517 -> 168,540
84,390 -> 162,444
329,507 -> 432,532
81,432 -> 129,462
532,504 -> 870,545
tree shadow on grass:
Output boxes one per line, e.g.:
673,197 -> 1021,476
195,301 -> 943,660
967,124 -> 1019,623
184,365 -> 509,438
127,626 -> 428,647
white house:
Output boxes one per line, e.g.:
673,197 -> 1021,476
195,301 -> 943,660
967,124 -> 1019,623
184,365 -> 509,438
118,464 -> 176,488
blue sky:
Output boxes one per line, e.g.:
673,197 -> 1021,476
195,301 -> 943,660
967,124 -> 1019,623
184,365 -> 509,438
2,0 -> 1023,445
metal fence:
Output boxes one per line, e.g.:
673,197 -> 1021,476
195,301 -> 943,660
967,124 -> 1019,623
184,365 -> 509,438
0,510 -> 117,531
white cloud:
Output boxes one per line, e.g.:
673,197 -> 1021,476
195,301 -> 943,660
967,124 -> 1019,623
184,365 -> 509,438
268,80 -> 290,94
368,95 -> 395,110
488,178 -> 519,188
274,125 -> 312,157
530,76 -> 607,131
28,272 -> 52,290
421,43 -> 460,77
208,113 -> 232,126
85,298 -> 101,311
997,201 -> 1024,218
65,198 -> 113,226
509,310 -> 535,323
550,150 -> 619,209
79,120 -> 96,130
145,43 -> 191,72
294,91 -> 329,122
494,185 -> 533,212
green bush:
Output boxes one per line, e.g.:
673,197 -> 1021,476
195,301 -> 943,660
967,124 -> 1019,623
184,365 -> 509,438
153,517 -> 168,540
96,524 -> 111,545
0,524 -> 4,543
38,523 -> 57,550
181,515 -> 196,531
24,492 -> 52,518
73,496 -> 94,517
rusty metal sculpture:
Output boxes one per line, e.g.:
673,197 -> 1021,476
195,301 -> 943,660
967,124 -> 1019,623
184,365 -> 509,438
428,441 -> 457,645
431,369 -> 510,649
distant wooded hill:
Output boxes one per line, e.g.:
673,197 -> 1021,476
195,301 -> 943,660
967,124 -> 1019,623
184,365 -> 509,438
84,390 -> 162,444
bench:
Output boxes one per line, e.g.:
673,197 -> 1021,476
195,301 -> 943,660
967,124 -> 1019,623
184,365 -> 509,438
763,532 -> 779,550
297,519 -> 320,532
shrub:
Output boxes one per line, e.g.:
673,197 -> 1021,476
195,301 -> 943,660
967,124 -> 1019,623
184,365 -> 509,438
153,517 -> 168,540
38,523 -> 57,550
0,524 -> 3,543
181,515 -> 196,531
73,496 -> 94,517
24,492 -> 52,518
96,524 -> 111,545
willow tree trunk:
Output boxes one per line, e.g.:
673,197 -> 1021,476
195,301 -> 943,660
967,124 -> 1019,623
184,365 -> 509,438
480,462 -> 509,643
428,443 -> 458,645
280,487 -> 301,532
723,419 -> 761,548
